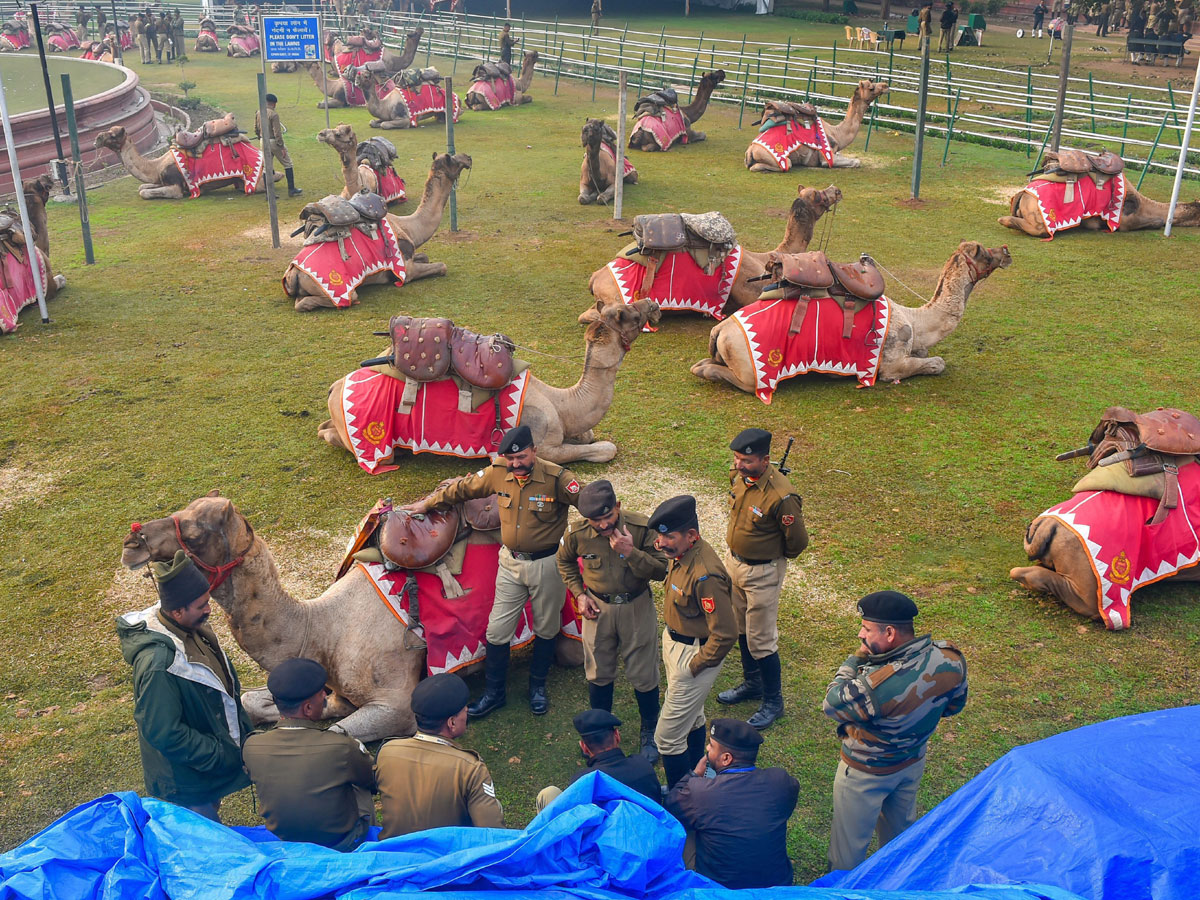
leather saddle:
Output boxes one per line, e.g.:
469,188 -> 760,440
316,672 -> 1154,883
356,136 -> 397,171
389,315 -> 454,381
349,188 -> 386,221
199,17 -> 216,30
397,66 -> 442,88
765,250 -> 886,338
624,212 -> 737,290
1057,406 -> 1200,525
633,88 -> 680,120
292,191 -> 388,258
1037,148 -> 1125,177
378,506 -> 460,570
173,113 -> 240,151
472,60 -> 511,81
450,327 -> 516,390
761,99 -> 819,123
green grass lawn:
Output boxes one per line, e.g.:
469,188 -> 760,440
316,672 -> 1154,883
0,53 -> 126,113
1,38 -> 1198,881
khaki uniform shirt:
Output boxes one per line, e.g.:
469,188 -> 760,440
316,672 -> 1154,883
376,732 -> 504,838
662,538 -> 737,674
242,718 -> 376,846
157,610 -> 236,696
726,467 -> 808,562
255,108 -> 285,143
556,511 -> 667,600
426,458 -> 581,553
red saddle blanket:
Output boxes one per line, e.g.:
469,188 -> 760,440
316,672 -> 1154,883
119,31 -> 132,49
0,32 -> 29,50
229,33 -> 259,54
592,142 -> 637,179
606,247 -> 742,322
752,119 -> 834,169
356,550 -> 581,675
341,75 -> 394,108
468,75 -> 515,110
375,165 -> 406,204
168,139 -> 264,198
1034,463 -> 1200,629
631,107 -> 688,151
283,219 -> 407,309
728,295 -> 892,403
400,83 -> 460,126
337,367 -> 531,473
198,27 -> 219,46
48,28 -> 79,51
1020,173 -> 1125,238
0,249 -> 47,334
80,44 -> 105,59
335,47 -> 381,70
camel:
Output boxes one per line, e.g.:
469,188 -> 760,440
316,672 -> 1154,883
284,151 -> 471,311
94,123 -> 282,201
587,183 -> 843,318
1,175 -> 66,316
690,241 -> 1012,392
465,49 -> 538,110
194,16 -> 219,52
628,70 -> 726,151
999,179 -> 1200,237
381,26 -> 422,72
319,122 -> 397,201
745,80 -> 890,171
352,66 -> 412,129
318,298 -> 662,465
579,118 -> 637,205
297,60 -> 353,108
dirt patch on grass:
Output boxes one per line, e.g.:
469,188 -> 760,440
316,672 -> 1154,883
0,464 -> 59,514
240,224 -> 302,247
439,230 -> 479,243
983,184 -> 1022,206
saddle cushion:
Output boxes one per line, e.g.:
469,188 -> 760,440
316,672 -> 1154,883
304,195 -> 360,225
399,83 -> 460,126
1034,462 -> 1200,629
389,316 -> 454,380
762,99 -> 819,121
1114,407 -> 1200,457
1019,173 -> 1125,238
606,246 -> 743,321
752,119 -> 834,170
283,218 -> 407,307
1092,150 -> 1125,175
633,214 -> 688,251
379,508 -> 460,569
168,139 -> 263,199
450,327 -> 515,390
772,251 -> 835,290
467,75 -> 515,110
349,190 -> 387,221
630,106 -> 688,150
462,495 -> 501,531
356,136 -> 397,169
829,258 -> 885,300
173,128 -> 206,151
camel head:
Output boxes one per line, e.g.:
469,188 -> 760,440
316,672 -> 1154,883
121,491 -> 256,610
578,298 -> 662,351
795,182 -> 842,217
349,65 -> 374,88
408,26 -> 424,42
22,174 -> 54,207
318,122 -> 358,153
701,69 -> 727,90
430,151 -> 473,183
94,125 -> 127,154
522,49 -> 539,68
855,80 -> 890,104
581,118 -> 606,149
953,240 -> 1012,284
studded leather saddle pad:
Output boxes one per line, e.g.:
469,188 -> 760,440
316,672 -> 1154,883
388,315 -> 516,390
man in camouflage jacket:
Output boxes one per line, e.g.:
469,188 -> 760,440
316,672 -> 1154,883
822,590 -> 967,871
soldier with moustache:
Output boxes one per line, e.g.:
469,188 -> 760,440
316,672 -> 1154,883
405,425 -> 582,717
557,480 -> 668,760
648,495 -> 737,791
718,428 -> 808,730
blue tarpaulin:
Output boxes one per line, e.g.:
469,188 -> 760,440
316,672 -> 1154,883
817,706 -> 1200,900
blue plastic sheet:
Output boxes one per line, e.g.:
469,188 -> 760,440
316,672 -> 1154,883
0,772 -> 1080,900
817,706 -> 1200,900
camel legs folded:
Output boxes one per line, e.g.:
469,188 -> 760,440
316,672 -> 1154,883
295,292 -> 350,312
536,439 -> 618,464
370,118 -> 412,130
317,417 -> 348,449
830,152 -> 864,168
138,183 -> 187,200
878,355 -> 947,381
998,192 -> 1050,237
405,259 -> 448,282
690,358 -> 758,393
997,214 -> 1049,237
745,145 -> 785,172
1010,565 -> 1101,621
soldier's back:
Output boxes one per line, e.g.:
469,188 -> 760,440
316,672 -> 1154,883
376,734 -> 500,838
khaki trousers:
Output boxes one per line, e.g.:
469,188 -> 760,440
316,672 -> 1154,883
654,628 -> 723,756
828,757 -> 925,871
724,554 -> 787,658
581,590 -> 659,691
272,143 -> 293,168
136,34 -> 150,62
535,785 -> 562,812
938,26 -> 954,50
486,548 -> 566,644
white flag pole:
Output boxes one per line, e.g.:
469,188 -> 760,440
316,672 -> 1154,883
1163,53 -> 1200,237
0,71 -> 50,323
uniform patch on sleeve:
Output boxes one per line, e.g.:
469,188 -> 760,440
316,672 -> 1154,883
566,479 -> 580,494
781,514 -> 795,526
482,781 -> 496,797
701,596 -> 716,614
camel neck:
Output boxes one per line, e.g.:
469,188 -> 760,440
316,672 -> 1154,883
393,169 -> 452,249
218,542 -> 312,671
543,337 -> 624,437
907,257 -> 973,350
119,142 -> 160,184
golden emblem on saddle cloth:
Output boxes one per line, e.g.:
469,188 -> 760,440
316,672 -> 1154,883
243,163 -> 256,182
1109,550 -> 1132,584
364,420 -> 387,444
767,348 -> 784,366
329,270 -> 344,286
774,142 -> 786,153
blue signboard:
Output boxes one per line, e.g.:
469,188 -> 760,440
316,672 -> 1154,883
262,15 -> 321,61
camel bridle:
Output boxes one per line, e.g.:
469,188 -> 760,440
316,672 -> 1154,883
128,516 -> 252,591
961,248 -> 1005,283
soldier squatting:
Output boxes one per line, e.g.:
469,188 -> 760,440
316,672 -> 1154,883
117,425 -> 967,885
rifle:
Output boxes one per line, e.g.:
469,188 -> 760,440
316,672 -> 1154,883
775,437 -> 794,476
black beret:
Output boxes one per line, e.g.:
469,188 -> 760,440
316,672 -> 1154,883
857,590 -> 919,625
577,480 -> 617,519
151,550 -> 211,612
265,93 -> 278,103
267,657 -> 328,705
573,708 -> 621,739
730,427 -> 772,456
710,718 -> 764,754
648,495 -> 698,535
499,424 -> 533,455
411,673 -> 470,721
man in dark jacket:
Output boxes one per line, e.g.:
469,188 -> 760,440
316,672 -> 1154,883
664,719 -> 799,888
116,550 -> 252,821
536,709 -> 662,809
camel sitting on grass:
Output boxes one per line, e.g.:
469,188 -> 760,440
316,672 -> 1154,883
744,80 -> 889,171
627,70 -> 726,151
579,118 -> 637,205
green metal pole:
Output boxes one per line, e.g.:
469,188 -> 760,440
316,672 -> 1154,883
942,86 -> 961,165
710,46 -> 715,70
690,54 -> 699,100
1034,114 -> 1055,171
59,74 -> 93,264
739,67 -> 749,128
1136,112 -> 1170,191
1025,65 -> 1033,157
864,88 -> 877,150
1119,92 -> 1131,157
553,14 -> 558,52
1167,81 -> 1184,144
757,47 -> 762,88
1087,71 -> 1095,133
888,41 -> 894,78
832,41 -> 837,95
485,31 -> 492,61
592,45 -> 599,101
783,36 -> 791,91
638,50 -> 646,97
452,29 -> 460,75
555,39 -> 563,94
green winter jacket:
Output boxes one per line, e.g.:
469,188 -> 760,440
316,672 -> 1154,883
116,605 -> 253,805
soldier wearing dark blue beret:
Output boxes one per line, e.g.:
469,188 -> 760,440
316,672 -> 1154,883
535,709 -> 662,810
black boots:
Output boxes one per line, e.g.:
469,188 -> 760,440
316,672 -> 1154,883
748,651 -> 784,730
635,687 -> 660,764
661,752 -> 691,791
528,636 -> 557,716
718,635 -> 763,704
467,641 -> 509,719
686,724 -> 707,768
285,167 -> 302,197
588,681 -> 614,712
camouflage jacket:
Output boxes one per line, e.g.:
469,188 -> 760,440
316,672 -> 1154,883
822,635 -> 967,774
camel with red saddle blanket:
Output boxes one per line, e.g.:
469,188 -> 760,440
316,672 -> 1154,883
94,115 -> 282,200
579,118 -> 638,205
465,50 -> 538,110
1011,407 -> 1200,630
690,241 -> 1012,398
121,492 -> 583,743
45,21 -> 81,51
227,22 -> 260,56
745,81 -> 889,171
0,17 -> 30,50
319,124 -> 406,205
79,38 -> 116,60
194,16 -> 219,51
628,70 -> 726,151
282,151 -> 471,311
2,176 -> 68,335
318,298 -> 661,468
588,183 -> 842,323
999,147 -> 1200,238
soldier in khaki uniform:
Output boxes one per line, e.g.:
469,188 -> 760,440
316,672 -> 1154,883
242,658 -> 376,850
133,13 -> 150,64
406,425 -> 582,717
717,428 -> 808,731
255,94 -> 302,197
375,674 -> 504,838
648,495 -> 737,791
557,480 -> 667,761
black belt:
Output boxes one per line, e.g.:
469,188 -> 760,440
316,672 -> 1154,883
731,552 -> 774,566
595,588 -> 646,605
667,628 -> 702,646
508,547 -> 556,562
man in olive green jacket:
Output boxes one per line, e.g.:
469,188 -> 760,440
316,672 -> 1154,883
116,550 -> 252,820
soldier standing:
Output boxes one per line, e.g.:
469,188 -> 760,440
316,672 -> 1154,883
590,0 -> 602,33
133,12 -> 150,64
556,480 -> 668,761
155,12 -> 170,62
405,425 -> 582,718
717,428 -> 808,731
255,94 -> 303,197
498,22 -> 516,64
648,495 -> 737,791
171,9 -> 186,61
823,591 -> 968,871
